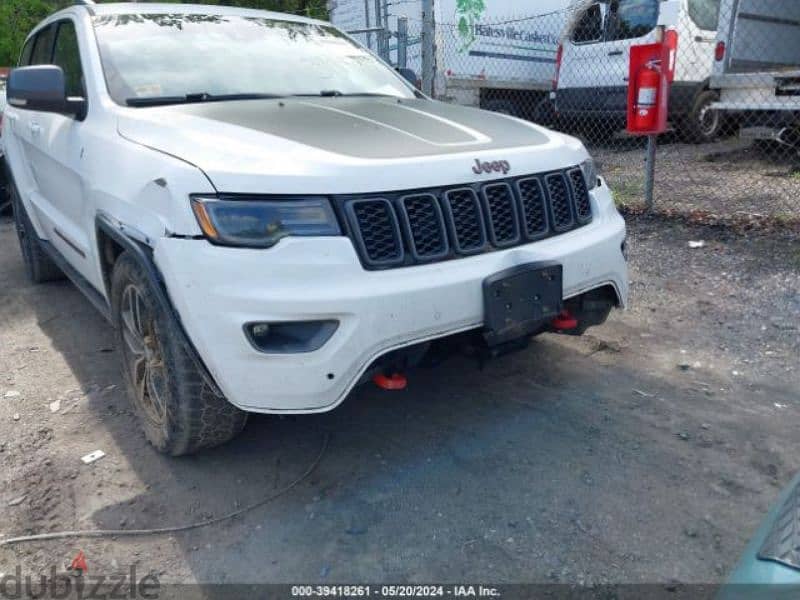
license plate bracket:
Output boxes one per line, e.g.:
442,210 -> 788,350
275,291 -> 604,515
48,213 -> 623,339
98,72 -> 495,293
483,262 -> 563,346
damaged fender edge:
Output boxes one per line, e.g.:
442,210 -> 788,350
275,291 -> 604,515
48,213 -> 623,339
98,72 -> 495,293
95,213 -> 225,398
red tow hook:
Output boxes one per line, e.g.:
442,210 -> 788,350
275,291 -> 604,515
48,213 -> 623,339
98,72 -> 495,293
373,372 -> 408,391
551,309 -> 578,331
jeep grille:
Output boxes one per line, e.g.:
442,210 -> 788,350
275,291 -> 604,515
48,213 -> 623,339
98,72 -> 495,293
339,166 -> 593,270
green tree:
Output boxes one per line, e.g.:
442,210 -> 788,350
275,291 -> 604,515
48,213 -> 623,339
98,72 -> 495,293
0,0 -> 328,67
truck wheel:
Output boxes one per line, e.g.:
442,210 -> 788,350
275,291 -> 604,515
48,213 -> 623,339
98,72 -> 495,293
111,251 -> 247,456
679,90 -> 722,143
10,182 -> 64,283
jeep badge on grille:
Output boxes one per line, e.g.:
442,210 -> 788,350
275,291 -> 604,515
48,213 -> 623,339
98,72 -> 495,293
472,159 -> 511,176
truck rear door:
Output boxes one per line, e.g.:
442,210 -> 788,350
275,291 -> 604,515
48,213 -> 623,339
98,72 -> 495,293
727,0 -> 800,74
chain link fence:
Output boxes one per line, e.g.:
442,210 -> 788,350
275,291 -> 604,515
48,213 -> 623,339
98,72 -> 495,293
348,0 -> 800,233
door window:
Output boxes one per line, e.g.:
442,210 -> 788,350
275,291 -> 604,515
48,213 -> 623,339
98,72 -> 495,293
688,0 -> 720,31
605,0 -> 659,41
572,4 -> 605,43
19,37 -> 35,66
53,21 -> 86,97
30,25 -> 56,65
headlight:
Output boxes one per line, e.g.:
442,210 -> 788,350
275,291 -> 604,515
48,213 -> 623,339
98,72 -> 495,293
190,196 -> 341,248
580,158 -> 599,190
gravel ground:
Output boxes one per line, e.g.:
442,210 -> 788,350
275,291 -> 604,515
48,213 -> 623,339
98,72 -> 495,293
592,136 -> 800,222
0,214 -> 798,585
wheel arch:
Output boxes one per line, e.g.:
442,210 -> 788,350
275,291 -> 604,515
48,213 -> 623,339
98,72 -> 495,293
95,213 -> 223,396
669,77 -> 713,118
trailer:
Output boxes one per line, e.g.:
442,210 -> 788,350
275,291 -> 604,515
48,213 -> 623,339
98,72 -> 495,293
328,0 -> 575,118
711,0 -> 800,148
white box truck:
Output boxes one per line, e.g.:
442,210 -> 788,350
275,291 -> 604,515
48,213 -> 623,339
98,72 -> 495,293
328,0 -> 575,118
711,0 -> 800,148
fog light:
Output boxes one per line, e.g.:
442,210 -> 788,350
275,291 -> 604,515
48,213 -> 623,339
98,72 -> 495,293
251,323 -> 270,337
244,320 -> 339,354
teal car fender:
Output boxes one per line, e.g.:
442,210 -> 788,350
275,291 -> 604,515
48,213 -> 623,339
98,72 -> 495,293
721,472 -> 800,598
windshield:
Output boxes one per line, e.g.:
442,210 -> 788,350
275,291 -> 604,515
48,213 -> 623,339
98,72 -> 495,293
92,13 -> 415,105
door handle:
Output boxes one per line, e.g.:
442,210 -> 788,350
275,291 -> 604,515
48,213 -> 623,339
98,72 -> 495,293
29,122 -> 42,137
608,50 -> 624,56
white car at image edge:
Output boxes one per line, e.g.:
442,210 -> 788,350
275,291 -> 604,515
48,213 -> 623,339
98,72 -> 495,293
3,2 -> 628,455
1,77 -> 8,214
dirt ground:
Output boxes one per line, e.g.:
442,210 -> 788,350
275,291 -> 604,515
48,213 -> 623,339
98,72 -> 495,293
593,136 -> 800,222
0,213 -> 798,585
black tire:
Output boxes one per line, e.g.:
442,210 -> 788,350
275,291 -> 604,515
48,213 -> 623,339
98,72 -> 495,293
0,162 -> 11,217
10,180 -> 65,283
111,251 -> 247,455
678,90 -> 722,143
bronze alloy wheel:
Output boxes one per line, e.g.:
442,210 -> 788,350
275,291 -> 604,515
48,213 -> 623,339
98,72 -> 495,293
110,251 -> 247,455
119,283 -> 168,427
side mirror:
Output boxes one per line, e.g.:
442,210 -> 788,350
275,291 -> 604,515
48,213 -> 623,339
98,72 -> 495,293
396,67 -> 419,89
7,65 -> 86,120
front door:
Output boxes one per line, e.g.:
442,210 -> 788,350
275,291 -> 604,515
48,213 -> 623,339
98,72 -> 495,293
23,19 -> 94,281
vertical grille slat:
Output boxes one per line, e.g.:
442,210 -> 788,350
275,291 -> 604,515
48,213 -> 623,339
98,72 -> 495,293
399,194 -> 449,261
481,183 -> 520,247
568,168 -> 592,223
545,173 -> 574,231
342,165 -> 592,270
516,177 -> 548,239
346,199 -> 404,267
443,188 -> 486,254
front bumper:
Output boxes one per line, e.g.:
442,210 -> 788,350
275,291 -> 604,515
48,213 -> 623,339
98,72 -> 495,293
154,182 -> 628,413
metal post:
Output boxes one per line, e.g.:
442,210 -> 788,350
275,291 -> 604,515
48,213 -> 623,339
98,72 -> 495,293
644,134 -> 657,210
381,0 -> 390,61
374,0 -> 384,58
644,24 -> 665,211
397,17 -> 408,70
421,0 -> 435,96
364,0 -> 373,50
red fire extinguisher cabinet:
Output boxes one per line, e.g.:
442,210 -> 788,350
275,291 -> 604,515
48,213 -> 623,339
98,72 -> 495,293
626,31 -> 677,136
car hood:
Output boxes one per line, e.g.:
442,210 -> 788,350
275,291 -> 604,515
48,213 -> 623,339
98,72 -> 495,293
117,97 -> 587,195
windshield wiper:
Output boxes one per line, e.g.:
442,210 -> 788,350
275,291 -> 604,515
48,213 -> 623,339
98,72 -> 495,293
126,92 -> 284,107
292,91 -> 401,98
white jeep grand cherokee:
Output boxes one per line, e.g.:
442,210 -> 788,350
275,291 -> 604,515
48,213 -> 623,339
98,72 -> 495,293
4,2 -> 628,455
